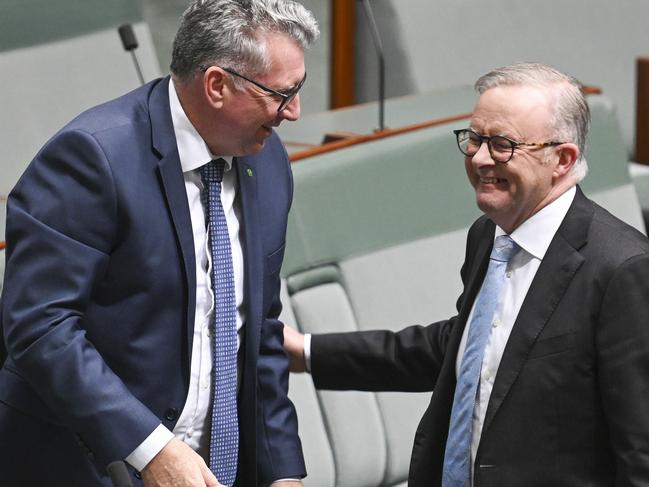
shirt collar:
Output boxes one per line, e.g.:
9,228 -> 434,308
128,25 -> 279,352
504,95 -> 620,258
168,80 -> 233,174
495,186 -> 576,260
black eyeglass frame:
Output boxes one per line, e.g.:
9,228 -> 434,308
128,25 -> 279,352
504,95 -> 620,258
200,65 -> 306,113
453,128 -> 566,164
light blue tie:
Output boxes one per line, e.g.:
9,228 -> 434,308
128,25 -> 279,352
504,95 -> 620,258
442,235 -> 520,487
201,159 -> 239,486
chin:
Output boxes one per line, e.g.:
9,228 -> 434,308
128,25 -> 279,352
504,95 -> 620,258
476,193 -> 507,216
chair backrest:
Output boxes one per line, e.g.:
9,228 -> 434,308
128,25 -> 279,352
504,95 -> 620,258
580,95 -> 645,231
0,0 -> 161,197
282,103 -> 479,486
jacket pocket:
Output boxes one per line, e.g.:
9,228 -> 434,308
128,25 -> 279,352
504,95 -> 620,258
528,332 -> 576,360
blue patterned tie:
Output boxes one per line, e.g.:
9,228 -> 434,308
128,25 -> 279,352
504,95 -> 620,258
200,159 -> 239,486
442,235 -> 520,486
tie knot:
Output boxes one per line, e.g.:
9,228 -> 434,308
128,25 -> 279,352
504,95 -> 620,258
201,158 -> 226,184
490,235 -> 519,263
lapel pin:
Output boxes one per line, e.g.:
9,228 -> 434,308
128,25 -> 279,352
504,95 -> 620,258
246,168 -> 253,177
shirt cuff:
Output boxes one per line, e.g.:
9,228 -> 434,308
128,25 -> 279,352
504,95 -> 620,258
125,424 -> 175,472
304,333 -> 312,373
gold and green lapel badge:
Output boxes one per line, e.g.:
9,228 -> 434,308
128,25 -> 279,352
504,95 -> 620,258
246,168 -> 253,177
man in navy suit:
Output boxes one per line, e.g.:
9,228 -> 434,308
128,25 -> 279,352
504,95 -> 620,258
0,1 -> 318,486
284,63 -> 649,486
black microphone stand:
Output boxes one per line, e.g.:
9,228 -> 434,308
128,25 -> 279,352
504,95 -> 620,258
359,0 -> 386,132
118,24 -> 145,86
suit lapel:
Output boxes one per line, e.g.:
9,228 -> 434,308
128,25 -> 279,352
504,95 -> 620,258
446,223 -> 495,360
233,156 -> 263,365
149,77 -> 197,361
481,187 -> 592,436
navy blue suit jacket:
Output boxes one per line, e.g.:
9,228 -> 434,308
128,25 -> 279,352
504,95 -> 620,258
0,77 -> 304,486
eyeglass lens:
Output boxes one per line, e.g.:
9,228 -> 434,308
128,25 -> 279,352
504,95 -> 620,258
456,130 -> 514,163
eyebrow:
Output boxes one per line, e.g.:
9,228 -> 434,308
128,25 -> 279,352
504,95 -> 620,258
470,125 -> 522,141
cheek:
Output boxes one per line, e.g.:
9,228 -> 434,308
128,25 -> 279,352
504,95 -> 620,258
464,159 -> 478,186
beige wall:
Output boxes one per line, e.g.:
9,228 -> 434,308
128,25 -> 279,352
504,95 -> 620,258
354,0 -> 649,154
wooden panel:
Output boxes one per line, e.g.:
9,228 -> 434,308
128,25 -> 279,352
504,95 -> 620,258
636,57 -> 649,164
331,0 -> 355,108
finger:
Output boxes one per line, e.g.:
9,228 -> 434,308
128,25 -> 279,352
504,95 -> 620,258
198,459 -> 220,487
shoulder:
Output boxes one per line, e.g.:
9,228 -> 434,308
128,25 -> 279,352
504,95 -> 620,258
586,198 -> 649,262
555,194 -> 649,299
30,78 -> 170,176
62,77 -> 167,140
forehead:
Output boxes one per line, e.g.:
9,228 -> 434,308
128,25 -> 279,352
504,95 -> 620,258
470,85 -> 553,137
260,32 -> 305,86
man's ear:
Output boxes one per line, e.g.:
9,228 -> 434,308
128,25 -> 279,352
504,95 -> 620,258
203,66 -> 227,109
553,142 -> 580,179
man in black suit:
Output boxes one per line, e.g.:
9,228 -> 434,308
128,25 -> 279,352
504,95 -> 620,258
284,63 -> 649,486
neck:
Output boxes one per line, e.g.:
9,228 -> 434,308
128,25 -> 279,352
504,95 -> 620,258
173,77 -> 219,153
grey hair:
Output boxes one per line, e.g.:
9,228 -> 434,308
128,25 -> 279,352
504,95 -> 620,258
475,62 -> 590,182
170,0 -> 319,84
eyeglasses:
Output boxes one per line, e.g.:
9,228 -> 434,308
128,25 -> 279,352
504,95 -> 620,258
453,128 -> 565,164
202,65 -> 306,113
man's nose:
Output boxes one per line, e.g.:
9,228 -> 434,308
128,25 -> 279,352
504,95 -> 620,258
279,94 -> 301,122
470,141 -> 496,167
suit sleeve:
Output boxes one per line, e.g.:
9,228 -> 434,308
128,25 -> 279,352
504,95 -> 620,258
596,253 -> 649,485
310,319 -> 455,392
2,129 -> 163,466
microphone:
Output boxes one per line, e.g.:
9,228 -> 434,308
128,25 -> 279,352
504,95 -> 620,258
358,0 -> 386,132
107,460 -> 135,487
118,24 -> 145,86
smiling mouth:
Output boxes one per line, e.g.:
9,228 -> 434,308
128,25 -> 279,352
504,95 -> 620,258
480,177 -> 507,184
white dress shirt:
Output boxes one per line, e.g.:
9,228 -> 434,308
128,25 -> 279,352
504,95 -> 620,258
126,80 -> 246,471
456,186 -> 576,483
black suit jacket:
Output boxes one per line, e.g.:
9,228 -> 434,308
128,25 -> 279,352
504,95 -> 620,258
311,187 -> 649,486
0,77 -> 304,486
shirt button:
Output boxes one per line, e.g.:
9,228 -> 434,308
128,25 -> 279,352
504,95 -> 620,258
492,319 -> 501,328
506,271 -> 512,278
186,428 -> 194,438
201,379 -> 209,389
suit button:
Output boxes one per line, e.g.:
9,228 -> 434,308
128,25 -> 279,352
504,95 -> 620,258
164,408 -> 179,421
87,451 -> 96,461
